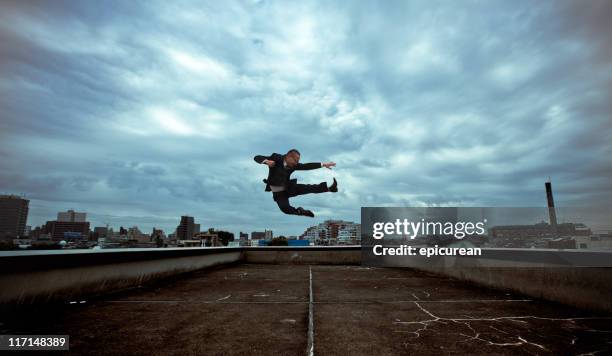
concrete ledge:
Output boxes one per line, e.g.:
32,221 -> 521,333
2,246 -> 611,313
243,246 -> 361,264
379,248 -> 612,313
0,247 -> 361,304
0,248 -> 242,304
450,267 -> 612,313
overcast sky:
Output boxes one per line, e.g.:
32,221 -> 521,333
1,0 -> 611,236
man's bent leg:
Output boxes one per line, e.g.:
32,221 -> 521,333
273,191 -> 299,214
273,191 -> 314,217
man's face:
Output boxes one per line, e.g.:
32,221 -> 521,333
285,152 -> 300,168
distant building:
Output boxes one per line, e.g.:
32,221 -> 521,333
338,224 -> 361,244
490,222 -> 592,249
28,225 -> 45,240
93,226 -> 109,239
195,231 -> 220,247
337,224 -> 361,245
239,232 -> 248,240
151,228 -> 165,238
128,226 -> 149,243
489,178 -> 594,249
547,238 -> 576,249
490,222 -> 591,239
251,231 -> 266,240
57,209 -> 86,222
573,234 -> 612,250
0,194 -> 29,239
176,216 -> 196,240
301,226 -> 320,242
301,220 -> 361,245
43,220 -> 90,241
264,229 -> 273,239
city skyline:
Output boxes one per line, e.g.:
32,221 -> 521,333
1,1 -> 612,237
2,198 -> 361,241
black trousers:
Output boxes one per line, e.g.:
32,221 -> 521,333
272,182 -> 328,215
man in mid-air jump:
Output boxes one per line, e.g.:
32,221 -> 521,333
254,149 -> 337,217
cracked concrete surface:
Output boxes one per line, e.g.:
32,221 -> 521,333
1,264 -> 611,355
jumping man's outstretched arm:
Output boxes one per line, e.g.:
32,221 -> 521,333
295,161 -> 336,170
255,153 -> 280,167
294,162 -> 321,170
254,154 -> 271,164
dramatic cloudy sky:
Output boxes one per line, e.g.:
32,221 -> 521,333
1,0 -> 611,236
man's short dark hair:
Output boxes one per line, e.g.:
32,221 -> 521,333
287,148 -> 300,156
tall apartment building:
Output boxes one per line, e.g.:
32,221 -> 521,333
176,216 -> 196,240
0,194 -> 30,238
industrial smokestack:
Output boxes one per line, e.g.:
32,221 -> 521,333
545,179 -> 557,227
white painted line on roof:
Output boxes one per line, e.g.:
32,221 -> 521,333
307,265 -> 315,356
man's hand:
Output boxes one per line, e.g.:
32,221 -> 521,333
262,159 -> 276,168
322,162 -> 336,169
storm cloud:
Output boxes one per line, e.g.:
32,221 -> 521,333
1,0 -> 611,236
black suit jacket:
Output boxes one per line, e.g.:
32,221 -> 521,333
254,153 -> 322,191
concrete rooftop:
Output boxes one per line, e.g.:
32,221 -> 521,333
1,263 -> 611,355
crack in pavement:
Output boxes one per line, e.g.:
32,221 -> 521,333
391,301 -> 612,352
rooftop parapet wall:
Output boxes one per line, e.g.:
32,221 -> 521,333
0,246 -> 360,305
243,246 -> 361,264
0,247 -> 243,304
1,247 -> 611,313
379,247 -> 612,313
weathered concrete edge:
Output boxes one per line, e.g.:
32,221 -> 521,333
0,250 -> 242,304
0,247 -> 244,273
0,247 -> 361,305
244,246 -> 361,264
3,246 -> 611,313
381,254 -> 612,313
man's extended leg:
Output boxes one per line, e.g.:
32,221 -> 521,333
273,191 -> 314,217
291,178 -> 337,197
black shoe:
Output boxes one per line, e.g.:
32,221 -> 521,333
296,207 -> 315,217
329,177 -> 338,192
